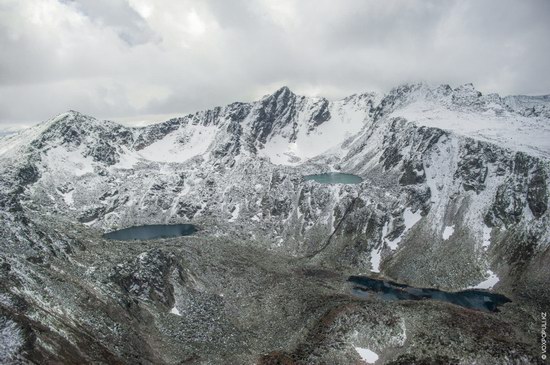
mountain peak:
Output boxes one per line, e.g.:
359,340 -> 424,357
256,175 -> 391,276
47,110 -> 94,127
271,86 -> 295,99
454,82 -> 476,91
453,82 -> 481,96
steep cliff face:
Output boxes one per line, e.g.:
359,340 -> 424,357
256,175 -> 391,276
331,116 -> 549,299
0,83 -> 548,363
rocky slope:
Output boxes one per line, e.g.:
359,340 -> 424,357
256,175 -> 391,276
0,83 -> 548,364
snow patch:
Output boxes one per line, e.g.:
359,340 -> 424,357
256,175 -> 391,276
470,270 -> 500,289
170,306 -> 181,316
390,100 -> 550,158
259,96 -> 371,165
43,146 -> 95,176
114,146 -> 141,169
381,221 -> 389,239
228,204 -> 240,222
61,190 -> 74,206
355,347 -> 379,364
138,124 -> 217,163
370,249 -> 381,273
403,208 -> 422,229
386,208 -> 422,250
261,136 -> 302,165
442,225 -> 455,240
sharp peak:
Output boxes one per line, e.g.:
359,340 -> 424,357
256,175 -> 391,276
274,85 -> 293,94
268,85 -> 297,99
50,110 -> 95,123
452,82 -> 479,92
37,110 -> 112,133
265,86 -> 383,104
45,110 -> 124,128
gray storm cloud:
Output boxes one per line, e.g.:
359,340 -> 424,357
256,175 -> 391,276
0,0 -> 549,128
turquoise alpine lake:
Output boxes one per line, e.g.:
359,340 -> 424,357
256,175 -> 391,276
103,224 -> 197,241
303,173 -> 363,184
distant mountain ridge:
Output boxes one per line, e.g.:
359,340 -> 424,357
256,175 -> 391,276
2,82 -> 549,166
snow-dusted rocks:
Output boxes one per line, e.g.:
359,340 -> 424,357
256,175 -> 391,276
0,83 -> 548,364
1,84 -> 549,282
0,318 -> 24,364
1,84 -> 548,287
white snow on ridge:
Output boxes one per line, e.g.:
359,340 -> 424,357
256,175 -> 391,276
260,97 -> 371,165
390,100 -> 550,158
0,112 -> 73,158
170,306 -> 181,316
138,124 -> 217,163
355,347 -> 379,363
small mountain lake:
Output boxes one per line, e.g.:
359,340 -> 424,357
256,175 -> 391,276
349,276 -> 511,313
103,224 -> 197,241
303,172 -> 363,184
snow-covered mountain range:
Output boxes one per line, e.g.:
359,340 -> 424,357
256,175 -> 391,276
0,83 -> 548,364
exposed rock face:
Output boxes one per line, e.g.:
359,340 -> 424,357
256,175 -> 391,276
527,166 -> 548,218
251,86 -> 299,144
455,140 -> 492,193
0,83 -> 549,363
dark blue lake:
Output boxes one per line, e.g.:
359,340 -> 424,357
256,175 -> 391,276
348,276 -> 511,313
103,224 -> 197,241
303,173 -> 363,184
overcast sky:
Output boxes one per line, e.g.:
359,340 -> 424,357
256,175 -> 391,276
1,0 -> 549,129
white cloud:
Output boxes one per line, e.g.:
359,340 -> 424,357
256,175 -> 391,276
0,0 -> 549,127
